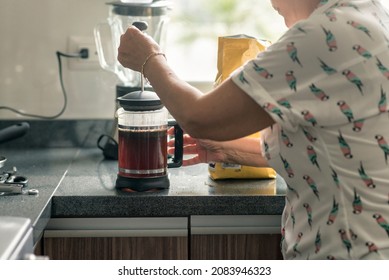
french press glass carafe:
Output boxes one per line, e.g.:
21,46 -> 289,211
116,90 -> 183,192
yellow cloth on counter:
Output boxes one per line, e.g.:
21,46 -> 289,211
209,35 -> 276,180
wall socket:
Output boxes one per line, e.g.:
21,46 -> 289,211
67,36 -> 100,70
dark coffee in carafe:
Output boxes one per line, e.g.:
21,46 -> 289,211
118,127 -> 167,178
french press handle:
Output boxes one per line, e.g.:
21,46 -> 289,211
168,119 -> 183,168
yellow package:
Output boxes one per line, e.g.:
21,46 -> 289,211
214,34 -> 270,86
209,34 -> 276,180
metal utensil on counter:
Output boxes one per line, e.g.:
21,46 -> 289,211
0,123 -> 37,196
0,170 -> 30,195
0,184 -> 24,195
0,168 -> 37,196
0,180 -> 37,196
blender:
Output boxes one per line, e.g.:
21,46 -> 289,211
95,0 -> 170,159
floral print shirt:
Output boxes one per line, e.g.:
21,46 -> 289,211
232,0 -> 389,259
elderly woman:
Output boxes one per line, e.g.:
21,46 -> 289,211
118,0 -> 389,259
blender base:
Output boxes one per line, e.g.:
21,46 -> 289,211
115,174 -> 170,192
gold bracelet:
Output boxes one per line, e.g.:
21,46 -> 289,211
141,52 -> 166,77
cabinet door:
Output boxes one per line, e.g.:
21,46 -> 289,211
191,234 -> 282,260
190,215 -> 283,260
43,217 -> 188,260
44,236 -> 188,260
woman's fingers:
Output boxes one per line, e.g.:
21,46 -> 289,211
168,144 -> 198,155
168,134 -> 197,147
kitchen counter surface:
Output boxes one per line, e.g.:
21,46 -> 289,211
53,148 -> 287,218
0,120 -> 286,244
0,148 -> 77,242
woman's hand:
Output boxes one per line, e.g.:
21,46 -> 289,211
168,128 -> 270,167
117,26 -> 161,72
168,132 -> 227,166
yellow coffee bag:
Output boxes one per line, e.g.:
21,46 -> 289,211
209,35 -> 276,180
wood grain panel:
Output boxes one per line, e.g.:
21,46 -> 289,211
44,236 -> 188,260
191,234 -> 283,260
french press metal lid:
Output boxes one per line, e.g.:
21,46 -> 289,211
117,89 -> 164,112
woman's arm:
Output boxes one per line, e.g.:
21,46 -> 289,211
118,27 -> 275,141
220,137 -> 270,167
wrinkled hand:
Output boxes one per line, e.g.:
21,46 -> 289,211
167,128 -> 226,166
167,128 -> 269,168
117,26 -> 161,72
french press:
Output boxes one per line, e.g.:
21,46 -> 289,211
116,90 -> 183,192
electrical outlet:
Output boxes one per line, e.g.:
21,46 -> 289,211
67,36 -> 100,70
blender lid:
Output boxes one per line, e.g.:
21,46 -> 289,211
117,90 -> 164,111
107,0 -> 170,16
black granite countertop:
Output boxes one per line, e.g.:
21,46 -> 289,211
0,120 -> 286,244
0,147 -> 77,242
53,148 -> 287,218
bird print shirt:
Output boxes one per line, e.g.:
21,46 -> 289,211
231,0 -> 389,259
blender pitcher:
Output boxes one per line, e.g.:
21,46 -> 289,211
94,0 -> 170,87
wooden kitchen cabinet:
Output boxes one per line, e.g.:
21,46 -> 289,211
191,234 -> 282,260
42,215 -> 282,260
43,233 -> 281,260
190,215 -> 283,260
42,217 -> 188,260
43,236 -> 188,260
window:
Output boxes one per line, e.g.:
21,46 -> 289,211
165,0 -> 286,82
166,0 -> 389,83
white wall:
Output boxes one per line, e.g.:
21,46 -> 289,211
3,1 -> 388,121
0,0 -> 118,120
0,0 -> 287,120
0,0 -> 286,121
